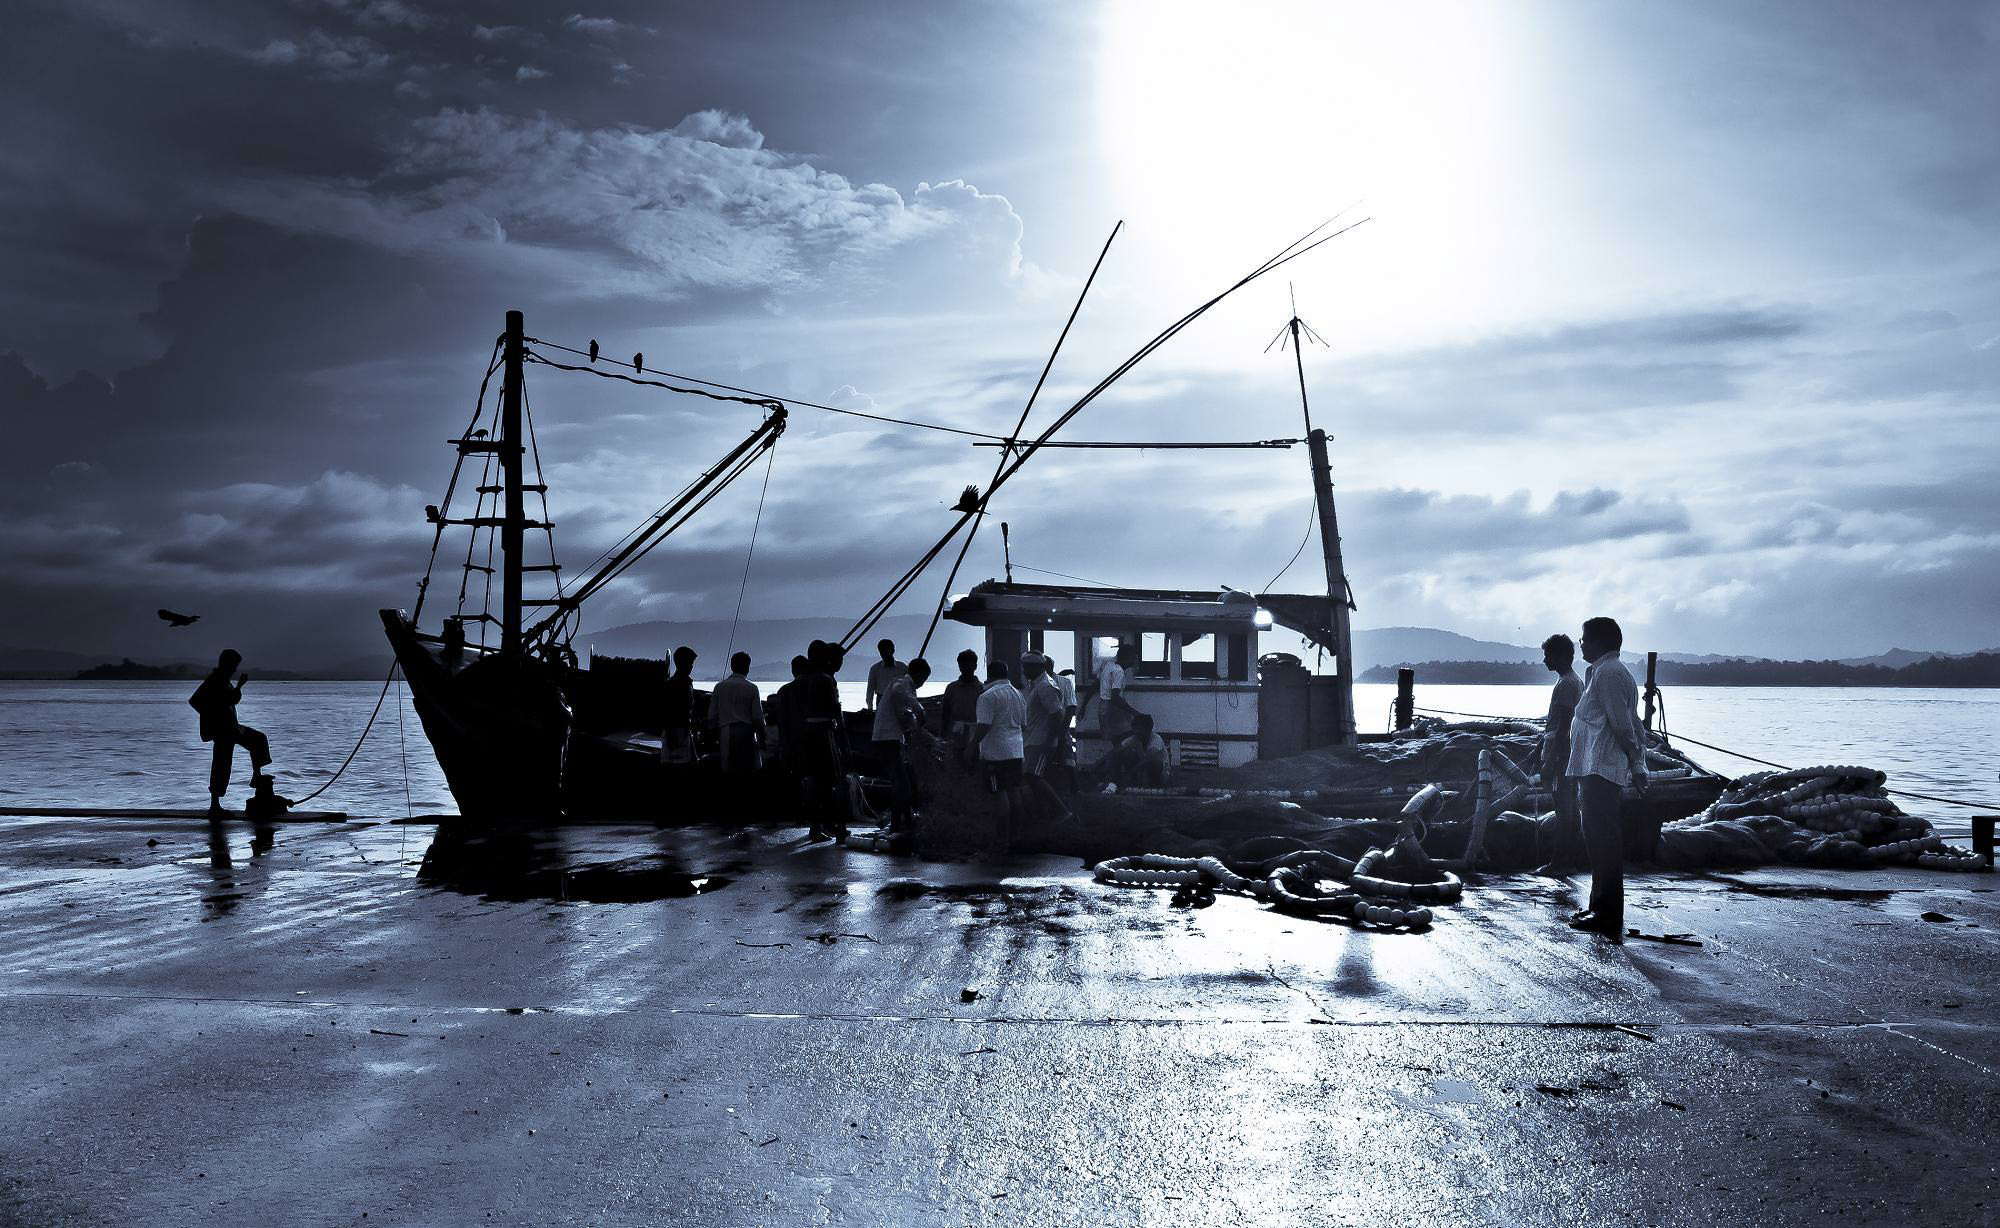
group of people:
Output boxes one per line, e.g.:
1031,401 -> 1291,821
660,635 -> 1168,849
1537,616 -> 1649,944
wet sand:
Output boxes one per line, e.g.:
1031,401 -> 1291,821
1,814 -> 1995,1225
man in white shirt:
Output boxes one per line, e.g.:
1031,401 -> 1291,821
864,638 -> 903,713
1051,668 -> 1080,795
973,660 -> 1029,851
1564,616 -> 1648,943
870,657 -> 931,832
709,651 -> 766,777
1094,642 -> 1139,756
1017,652 -> 1074,823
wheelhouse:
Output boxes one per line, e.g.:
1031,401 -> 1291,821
944,581 -> 1351,771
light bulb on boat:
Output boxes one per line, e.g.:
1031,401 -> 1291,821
1252,608 -> 1274,629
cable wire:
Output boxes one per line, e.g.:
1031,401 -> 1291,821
523,343 -> 1007,440
726,444 -> 778,659
1261,500 -> 1317,594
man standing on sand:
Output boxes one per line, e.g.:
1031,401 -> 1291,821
1537,633 -> 1587,873
188,649 -> 272,816
1565,617 -> 1648,943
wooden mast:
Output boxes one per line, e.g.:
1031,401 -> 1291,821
1286,311 -> 1357,745
500,309 -> 526,656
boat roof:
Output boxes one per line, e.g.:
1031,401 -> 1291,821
944,581 -> 1339,656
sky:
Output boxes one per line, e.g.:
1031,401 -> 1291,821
3,0 -> 1997,668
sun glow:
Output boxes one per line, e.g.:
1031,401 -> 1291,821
1098,0 -> 1545,351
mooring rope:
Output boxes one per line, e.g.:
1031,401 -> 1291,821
289,663 -> 399,807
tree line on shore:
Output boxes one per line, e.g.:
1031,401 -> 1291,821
1360,653 -> 2000,688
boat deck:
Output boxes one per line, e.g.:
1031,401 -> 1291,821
2,813 -> 1995,1225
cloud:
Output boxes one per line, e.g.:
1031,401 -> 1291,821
562,13 -> 630,37
220,107 -> 1039,309
245,29 -> 391,78
513,64 -> 548,82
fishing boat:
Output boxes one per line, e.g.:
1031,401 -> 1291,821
381,310 -> 793,819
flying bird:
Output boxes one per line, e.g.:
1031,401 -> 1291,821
633,352 -> 644,373
157,609 -> 200,628
588,339 -> 599,363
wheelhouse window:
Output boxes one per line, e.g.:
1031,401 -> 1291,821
1177,632 -> 1217,680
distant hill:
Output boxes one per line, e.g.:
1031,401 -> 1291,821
0,645 -> 123,678
1836,647 -> 1998,669
1351,627 -> 1746,674
1362,654 -> 2000,687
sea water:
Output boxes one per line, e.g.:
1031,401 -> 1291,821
2,680 -> 1991,835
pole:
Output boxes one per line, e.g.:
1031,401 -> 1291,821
1002,522 -> 1012,584
1293,326 -> 1355,743
1395,667 -> 1415,731
500,309 -> 526,657
1643,650 -> 1660,731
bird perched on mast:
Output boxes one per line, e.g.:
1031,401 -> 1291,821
633,352 -> 644,373
588,339 -> 599,363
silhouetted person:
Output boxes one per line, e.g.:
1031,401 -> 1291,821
871,657 -> 932,833
865,638 -> 902,712
1106,712 -> 1168,789
774,654 -> 813,817
802,640 -> 850,842
1565,617 -> 1648,943
662,645 -> 697,765
973,660 -> 1028,852
711,651 -> 765,777
942,649 -> 982,764
189,649 -> 271,816
1537,633 -> 1588,873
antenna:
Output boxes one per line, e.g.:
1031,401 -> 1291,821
1270,286 -> 1357,744
1001,521 -> 1013,584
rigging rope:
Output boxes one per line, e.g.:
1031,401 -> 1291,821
918,219 -> 1123,658
415,337 -> 503,626
1011,562 -> 1121,588
726,443 -> 779,659
841,212 -> 1372,651
1409,705 -> 1996,810
1261,499 -> 1317,594
523,339 -> 1009,441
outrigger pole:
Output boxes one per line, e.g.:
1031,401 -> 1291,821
1273,295 -> 1357,744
